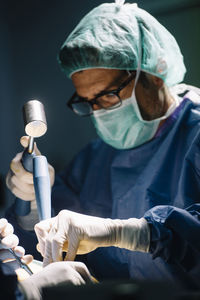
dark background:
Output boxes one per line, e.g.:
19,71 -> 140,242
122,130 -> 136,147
0,0 -> 200,216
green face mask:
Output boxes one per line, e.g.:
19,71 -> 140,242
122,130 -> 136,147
91,83 -> 178,150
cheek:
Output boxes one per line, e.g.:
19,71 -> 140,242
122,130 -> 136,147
120,82 -> 135,100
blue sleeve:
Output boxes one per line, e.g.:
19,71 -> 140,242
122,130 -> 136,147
144,204 -> 200,268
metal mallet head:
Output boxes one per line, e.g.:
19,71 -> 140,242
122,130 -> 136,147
23,100 -> 47,137
23,100 -> 47,153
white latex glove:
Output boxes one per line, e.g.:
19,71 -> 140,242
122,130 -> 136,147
19,261 -> 93,300
0,218 -> 33,271
6,136 -> 55,201
34,209 -> 150,267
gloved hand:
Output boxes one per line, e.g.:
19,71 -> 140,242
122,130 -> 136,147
0,218 -> 33,271
19,261 -> 93,300
34,209 -> 150,266
6,136 -> 55,201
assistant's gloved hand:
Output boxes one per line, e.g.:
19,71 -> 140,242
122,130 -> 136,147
19,261 -> 93,300
0,218 -> 33,271
6,135 -> 55,201
34,209 -> 150,266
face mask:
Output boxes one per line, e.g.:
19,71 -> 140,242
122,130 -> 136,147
91,77 -> 179,150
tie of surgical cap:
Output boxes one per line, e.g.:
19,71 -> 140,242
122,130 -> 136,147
58,1 -> 186,87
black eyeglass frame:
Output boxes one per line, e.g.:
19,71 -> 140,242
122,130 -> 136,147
67,71 -> 136,116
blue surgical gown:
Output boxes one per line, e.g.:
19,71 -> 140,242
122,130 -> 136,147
6,90 -> 200,290
0,261 -> 24,300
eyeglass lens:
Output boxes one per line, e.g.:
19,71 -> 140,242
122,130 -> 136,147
72,94 -> 121,115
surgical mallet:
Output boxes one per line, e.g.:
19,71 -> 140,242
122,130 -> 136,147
14,100 -> 51,220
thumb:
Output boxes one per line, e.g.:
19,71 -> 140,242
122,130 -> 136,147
20,136 -> 41,155
20,136 -> 29,148
64,236 -> 80,261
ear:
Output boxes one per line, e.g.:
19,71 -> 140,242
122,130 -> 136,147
151,75 -> 164,88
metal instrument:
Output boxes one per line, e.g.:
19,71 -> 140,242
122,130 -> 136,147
15,100 -> 51,220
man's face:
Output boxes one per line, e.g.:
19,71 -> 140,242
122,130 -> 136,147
71,69 -> 134,111
71,68 -> 168,120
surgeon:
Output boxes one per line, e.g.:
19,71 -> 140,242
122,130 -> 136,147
0,218 -> 93,299
6,0 -> 200,291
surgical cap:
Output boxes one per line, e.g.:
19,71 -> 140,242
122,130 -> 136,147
58,1 -> 186,86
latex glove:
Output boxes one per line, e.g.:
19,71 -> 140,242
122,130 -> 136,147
6,135 -> 55,201
34,209 -> 150,266
19,261 -> 93,300
0,218 -> 33,271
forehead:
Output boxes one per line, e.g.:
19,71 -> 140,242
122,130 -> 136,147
71,69 -> 126,93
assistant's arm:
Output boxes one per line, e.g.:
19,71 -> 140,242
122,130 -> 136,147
34,204 -> 200,276
144,204 -> 200,265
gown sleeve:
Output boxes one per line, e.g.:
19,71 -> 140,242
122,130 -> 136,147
144,204 -> 200,271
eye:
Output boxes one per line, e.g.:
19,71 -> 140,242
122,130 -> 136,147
99,93 -> 118,102
96,93 -> 120,108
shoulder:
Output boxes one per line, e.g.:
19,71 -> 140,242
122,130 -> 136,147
170,83 -> 200,99
174,84 -> 200,125
171,83 -> 200,107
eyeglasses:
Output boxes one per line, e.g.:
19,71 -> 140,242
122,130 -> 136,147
67,71 -> 136,116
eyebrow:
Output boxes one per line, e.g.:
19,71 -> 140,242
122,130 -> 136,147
93,72 -> 127,97
76,71 -> 128,100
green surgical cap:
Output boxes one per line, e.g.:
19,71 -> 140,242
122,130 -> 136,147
58,1 -> 186,86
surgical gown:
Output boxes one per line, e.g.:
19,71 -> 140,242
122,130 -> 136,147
0,261 -> 23,300
6,89 -> 200,290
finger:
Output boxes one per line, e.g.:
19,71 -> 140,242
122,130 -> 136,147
42,222 -> 64,266
1,234 -> 19,249
51,233 -> 65,262
36,243 -> 41,254
65,236 -> 79,261
12,186 -> 35,201
34,218 -> 55,237
11,171 -> 33,186
68,268 -> 86,286
13,246 -> 25,257
0,218 -> 8,233
22,254 -> 33,265
6,170 -> 13,190
10,153 -> 23,174
34,218 -> 55,257
72,262 -> 93,283
20,136 -> 41,156
7,169 -> 35,200
35,237 -> 46,258
1,223 -> 14,237
20,136 -> 29,148
43,237 -> 53,267
11,175 -> 34,194
71,272 -> 86,286
10,152 -> 23,169
10,154 -> 33,184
